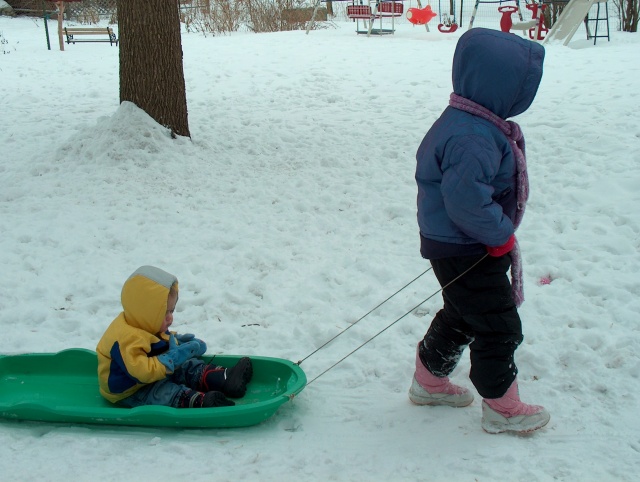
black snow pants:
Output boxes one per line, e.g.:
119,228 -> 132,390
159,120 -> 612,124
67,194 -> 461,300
418,253 -> 523,399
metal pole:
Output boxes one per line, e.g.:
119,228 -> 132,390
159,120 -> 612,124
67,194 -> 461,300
42,0 -> 51,50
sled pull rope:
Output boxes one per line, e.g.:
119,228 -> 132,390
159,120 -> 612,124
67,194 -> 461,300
303,253 -> 489,387
296,267 -> 433,366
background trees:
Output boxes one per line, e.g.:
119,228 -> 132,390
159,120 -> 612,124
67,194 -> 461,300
616,0 -> 638,31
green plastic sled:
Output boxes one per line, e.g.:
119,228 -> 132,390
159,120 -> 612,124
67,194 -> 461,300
0,349 -> 306,428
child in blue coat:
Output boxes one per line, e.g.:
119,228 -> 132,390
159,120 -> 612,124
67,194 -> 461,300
97,265 -> 253,408
411,28 -> 549,434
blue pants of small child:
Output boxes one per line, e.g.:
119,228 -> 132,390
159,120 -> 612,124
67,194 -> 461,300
119,359 -> 206,408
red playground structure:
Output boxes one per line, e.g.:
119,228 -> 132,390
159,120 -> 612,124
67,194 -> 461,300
498,2 -> 548,40
407,4 -> 437,25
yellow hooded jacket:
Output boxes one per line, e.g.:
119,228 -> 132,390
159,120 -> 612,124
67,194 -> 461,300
96,266 -> 178,403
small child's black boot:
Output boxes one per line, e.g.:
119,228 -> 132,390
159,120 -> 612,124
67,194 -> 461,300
178,389 -> 234,408
201,357 -> 253,398
200,365 -> 227,392
178,389 -> 206,408
222,357 -> 253,398
202,391 -> 235,407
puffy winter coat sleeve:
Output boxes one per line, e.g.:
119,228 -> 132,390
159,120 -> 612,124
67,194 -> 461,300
440,134 -> 514,246
116,332 -> 168,384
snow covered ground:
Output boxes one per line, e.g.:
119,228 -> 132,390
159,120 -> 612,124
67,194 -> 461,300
0,14 -> 639,482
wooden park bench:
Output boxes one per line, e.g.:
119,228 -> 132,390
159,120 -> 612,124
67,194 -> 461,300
63,27 -> 118,46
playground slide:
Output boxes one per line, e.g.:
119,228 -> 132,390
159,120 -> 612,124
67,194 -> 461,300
543,0 -> 596,45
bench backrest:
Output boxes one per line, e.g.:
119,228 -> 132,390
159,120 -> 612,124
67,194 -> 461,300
64,27 -> 113,34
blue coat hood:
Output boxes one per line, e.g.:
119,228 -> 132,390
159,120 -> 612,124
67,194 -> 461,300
453,28 -> 545,119
416,29 -> 545,259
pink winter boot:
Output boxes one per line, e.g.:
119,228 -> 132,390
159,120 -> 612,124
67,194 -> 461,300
482,379 -> 550,434
409,348 -> 473,407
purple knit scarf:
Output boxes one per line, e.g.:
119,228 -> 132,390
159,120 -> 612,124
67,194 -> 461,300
449,93 -> 528,307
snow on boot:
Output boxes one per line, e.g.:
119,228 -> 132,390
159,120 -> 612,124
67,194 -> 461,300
222,357 -> 253,398
409,349 -> 473,407
481,379 -> 550,434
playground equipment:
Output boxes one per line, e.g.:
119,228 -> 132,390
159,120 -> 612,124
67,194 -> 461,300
407,4 -> 437,25
583,0 -> 610,44
304,0 -> 438,36
543,0 -> 610,45
303,0 -> 611,44
478,0 -> 610,46
493,0 -> 610,46
345,0 -> 405,35
524,3 -> 549,40
498,3 -> 547,40
304,0 -> 405,36
469,0 -> 523,29
438,0 -> 459,31
498,5 -> 519,31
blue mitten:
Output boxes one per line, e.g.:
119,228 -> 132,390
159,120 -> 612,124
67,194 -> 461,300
175,333 -> 195,343
175,333 -> 208,355
158,335 -> 203,373
195,338 -> 207,355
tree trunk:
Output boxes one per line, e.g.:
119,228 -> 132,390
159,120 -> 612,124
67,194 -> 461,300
624,0 -> 639,32
117,0 -> 190,138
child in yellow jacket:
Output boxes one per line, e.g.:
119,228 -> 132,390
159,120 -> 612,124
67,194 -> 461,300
97,265 -> 253,408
